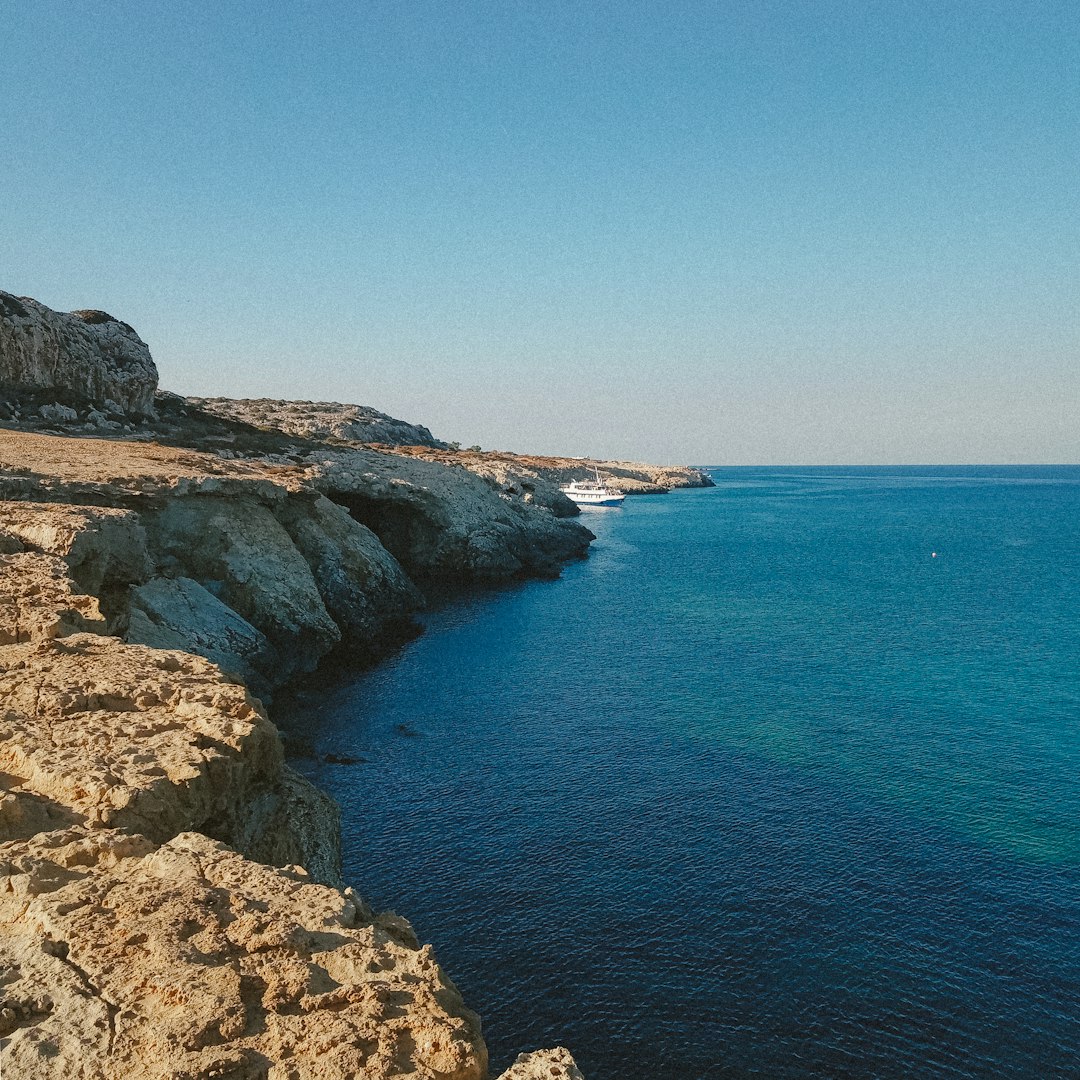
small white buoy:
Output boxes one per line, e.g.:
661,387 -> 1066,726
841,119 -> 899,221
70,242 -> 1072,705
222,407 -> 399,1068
931,552 -> 937,558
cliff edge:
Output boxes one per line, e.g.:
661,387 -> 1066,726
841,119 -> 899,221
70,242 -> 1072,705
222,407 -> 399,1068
0,294 -> 625,1078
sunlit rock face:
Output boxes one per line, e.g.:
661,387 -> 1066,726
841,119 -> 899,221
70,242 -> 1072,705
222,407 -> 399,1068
0,828 -> 488,1080
0,291 -> 158,416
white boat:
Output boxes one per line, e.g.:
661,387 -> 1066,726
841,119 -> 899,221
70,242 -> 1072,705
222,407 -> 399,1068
560,468 -> 626,506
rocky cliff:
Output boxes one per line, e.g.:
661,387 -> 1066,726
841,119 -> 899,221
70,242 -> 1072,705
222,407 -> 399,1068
0,293 -> 158,417
0,296 -> 607,1078
0,429 -> 589,1078
188,396 -> 447,448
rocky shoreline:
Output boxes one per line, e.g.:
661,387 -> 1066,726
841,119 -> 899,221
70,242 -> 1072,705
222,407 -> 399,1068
0,291 -> 704,1078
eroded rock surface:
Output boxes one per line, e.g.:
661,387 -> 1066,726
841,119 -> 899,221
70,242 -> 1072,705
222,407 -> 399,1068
0,828 -> 487,1080
188,395 -> 447,448
309,449 -> 594,581
0,413 -> 590,1076
0,636 -> 339,877
0,292 -> 157,416
0,552 -> 107,645
496,1048 -> 586,1080
0,636 -> 272,839
0,501 -> 151,628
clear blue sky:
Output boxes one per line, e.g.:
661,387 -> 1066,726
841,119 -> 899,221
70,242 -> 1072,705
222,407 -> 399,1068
2,1 -> 1077,463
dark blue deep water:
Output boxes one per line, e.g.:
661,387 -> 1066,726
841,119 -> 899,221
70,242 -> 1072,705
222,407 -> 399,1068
280,466 -> 1080,1079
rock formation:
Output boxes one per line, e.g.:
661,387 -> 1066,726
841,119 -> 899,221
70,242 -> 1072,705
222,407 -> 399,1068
0,427 -> 588,1078
0,634 -> 338,881
188,396 -> 447,448
0,296 -> 598,1077
0,552 -> 107,645
307,449 -> 594,581
497,1048 -> 586,1080
390,446 -> 714,495
0,828 -> 487,1079
0,292 -> 158,417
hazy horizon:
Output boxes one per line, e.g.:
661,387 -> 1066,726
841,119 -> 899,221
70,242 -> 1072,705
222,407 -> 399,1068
2,2 -> 1077,465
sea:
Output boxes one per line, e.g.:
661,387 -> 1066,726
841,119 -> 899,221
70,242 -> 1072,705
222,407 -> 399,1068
278,466 -> 1080,1079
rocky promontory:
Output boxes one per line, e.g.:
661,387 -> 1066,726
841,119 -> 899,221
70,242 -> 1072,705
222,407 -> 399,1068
0,423 -> 591,1076
0,293 -> 698,1078
187,396 -> 447,449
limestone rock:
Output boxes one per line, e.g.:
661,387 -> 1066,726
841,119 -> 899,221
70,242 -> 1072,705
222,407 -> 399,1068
0,292 -> 158,416
0,636 -> 282,846
0,502 -> 151,630
187,396 -> 448,447
0,429 -> 305,502
496,1047 -> 586,1080
0,552 -> 107,645
308,448 -> 594,581
126,575 -> 277,698
0,427 -> 592,1077
0,828 -> 487,1080
0,633 -> 342,884
145,496 -> 341,681
275,493 -> 423,643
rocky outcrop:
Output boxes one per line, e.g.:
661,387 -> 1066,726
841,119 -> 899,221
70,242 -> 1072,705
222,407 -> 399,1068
145,496 -> 343,683
188,396 -> 447,447
308,448 -> 594,581
0,430 -> 585,664
0,827 -> 487,1080
274,493 -> 424,644
497,1049 -> 586,1080
0,292 -> 158,417
390,446 -> 713,495
0,422 -> 589,1078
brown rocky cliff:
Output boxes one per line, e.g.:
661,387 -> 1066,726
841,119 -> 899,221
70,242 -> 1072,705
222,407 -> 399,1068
0,296 -> 590,1078
0,429 -> 587,1079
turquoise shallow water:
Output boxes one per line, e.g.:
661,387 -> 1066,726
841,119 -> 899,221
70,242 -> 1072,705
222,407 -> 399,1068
280,466 -> 1080,1079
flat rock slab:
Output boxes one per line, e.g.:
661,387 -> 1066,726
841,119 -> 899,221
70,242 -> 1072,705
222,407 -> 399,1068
0,429 -> 304,498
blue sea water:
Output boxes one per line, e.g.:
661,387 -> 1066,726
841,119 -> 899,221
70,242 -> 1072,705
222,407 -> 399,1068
279,466 -> 1080,1079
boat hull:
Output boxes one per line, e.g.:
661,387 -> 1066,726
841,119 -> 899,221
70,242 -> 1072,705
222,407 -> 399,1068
563,492 -> 625,506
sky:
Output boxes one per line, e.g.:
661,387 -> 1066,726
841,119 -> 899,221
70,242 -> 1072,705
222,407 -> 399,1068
1,1 -> 1077,463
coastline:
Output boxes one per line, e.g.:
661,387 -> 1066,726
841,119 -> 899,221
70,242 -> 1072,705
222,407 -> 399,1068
0,415 -> 696,1079
0,292 -> 700,1076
